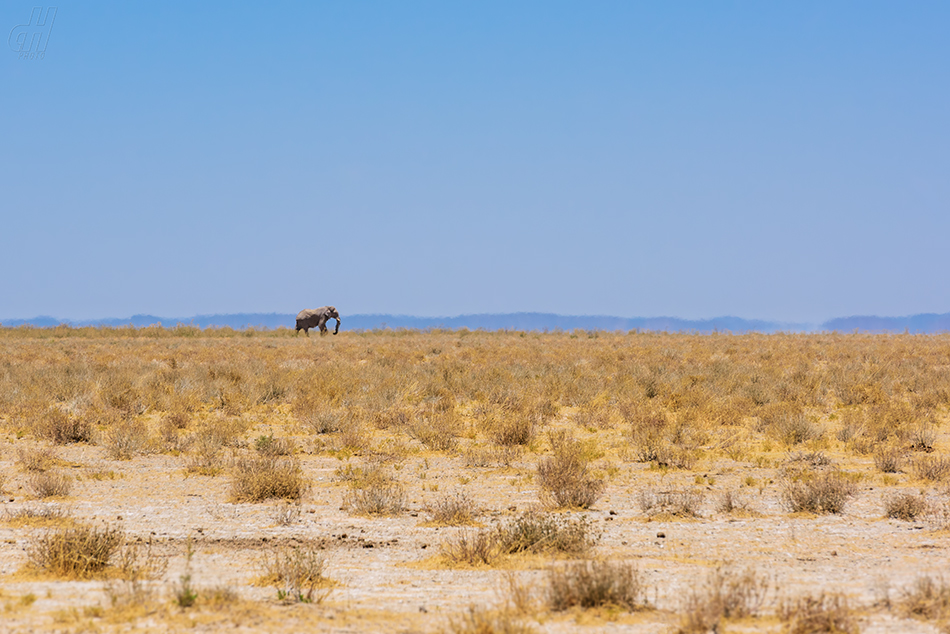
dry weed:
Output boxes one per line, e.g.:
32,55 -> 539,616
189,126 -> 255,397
546,560 -> 648,611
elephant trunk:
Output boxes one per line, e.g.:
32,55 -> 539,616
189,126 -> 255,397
333,317 -> 340,335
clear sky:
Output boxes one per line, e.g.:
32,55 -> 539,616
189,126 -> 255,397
3,2 -> 948,323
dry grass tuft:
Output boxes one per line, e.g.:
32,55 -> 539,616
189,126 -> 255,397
258,542 -> 330,603
779,593 -> 859,634
103,418 -> 150,460
428,492 -> 478,525
546,559 -> 648,611
229,456 -> 309,502
900,575 -> 950,620
678,567 -> 770,633
873,447 -> 906,473
496,510 -> 597,556
440,529 -> 502,566
913,455 -> 950,482
343,467 -> 407,515
884,491 -> 929,521
639,488 -> 704,518
254,434 -> 296,456
537,430 -> 605,509
16,446 -> 62,472
33,408 -> 93,445
781,471 -> 857,514
445,606 -> 537,634
27,523 -> 125,578
28,471 -> 73,498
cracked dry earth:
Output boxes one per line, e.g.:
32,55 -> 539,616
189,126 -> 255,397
1,436 -> 949,634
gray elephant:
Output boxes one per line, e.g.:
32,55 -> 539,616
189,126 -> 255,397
295,306 -> 341,336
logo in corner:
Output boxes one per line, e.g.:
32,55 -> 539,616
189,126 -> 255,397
9,7 -> 57,59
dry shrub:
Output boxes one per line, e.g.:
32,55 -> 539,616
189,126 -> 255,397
3,505 -> 70,527
446,606 -> 537,634
782,471 -> 857,514
716,488 -> 752,514
546,560 -> 648,611
254,434 -> 296,456
274,502 -> 302,526
496,510 -> 597,556
440,529 -> 502,566
34,408 -> 92,444
229,456 -> 308,502
537,430 -> 605,509
625,403 -> 669,462
299,407 -> 345,434
679,567 -> 770,633
185,434 -> 224,476
913,455 -> 950,482
17,446 -> 61,472
639,488 -> 704,518
487,414 -> 536,448
463,445 -> 522,467
407,411 -> 462,451
161,410 -> 191,431
901,576 -> 950,620
772,413 -> 824,446
779,593 -> 859,634
343,467 -> 406,515
28,471 -> 73,498
104,418 -> 150,460
874,447 -> 906,473
787,451 -> 832,467
27,522 -> 124,578
258,542 -> 329,603
884,491 -> 929,521
835,409 -> 866,443
428,492 -> 478,525
909,425 -> 938,453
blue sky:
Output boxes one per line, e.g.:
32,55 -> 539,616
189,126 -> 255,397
2,2 -> 948,323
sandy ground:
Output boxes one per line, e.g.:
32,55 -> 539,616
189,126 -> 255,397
1,433 -> 948,634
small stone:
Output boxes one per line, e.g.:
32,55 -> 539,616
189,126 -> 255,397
609,510 -> 617,515
421,544 -> 428,549
656,532 -> 666,539
117,515 -> 123,520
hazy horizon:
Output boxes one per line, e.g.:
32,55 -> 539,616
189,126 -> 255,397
3,2 -> 948,323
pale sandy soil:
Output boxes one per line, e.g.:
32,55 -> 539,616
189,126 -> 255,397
1,426 -> 948,634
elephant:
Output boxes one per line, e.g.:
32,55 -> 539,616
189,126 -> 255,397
295,306 -> 341,336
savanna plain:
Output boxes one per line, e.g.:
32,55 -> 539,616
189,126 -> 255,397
2,327 -> 950,633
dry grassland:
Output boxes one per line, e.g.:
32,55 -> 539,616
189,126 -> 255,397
1,326 -> 950,633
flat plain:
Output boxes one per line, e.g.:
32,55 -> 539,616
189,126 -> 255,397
1,327 -> 949,633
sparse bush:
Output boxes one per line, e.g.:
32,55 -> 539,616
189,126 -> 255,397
639,488 -> 704,518
34,408 -> 92,444
909,425 -> 937,453
779,593 -> 859,634
496,510 -> 597,556
486,413 -> 536,447
27,522 -> 125,578
104,418 -> 150,460
463,445 -> 521,467
428,492 -> 477,525
3,505 -> 70,526
901,576 -> 950,620
874,447 -> 905,473
782,471 -> 857,514
913,455 -> 950,482
679,567 -> 770,633
17,446 -> 60,472
885,491 -> 929,521
536,430 -> 605,509
229,456 -> 308,502
716,488 -> 752,514
407,413 -> 462,451
28,471 -> 73,498
185,434 -> 224,476
445,606 -> 537,634
258,542 -> 329,603
255,434 -> 296,456
343,468 -> 406,515
440,529 -> 502,566
546,560 -> 648,611
787,451 -> 832,467
274,502 -> 302,526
